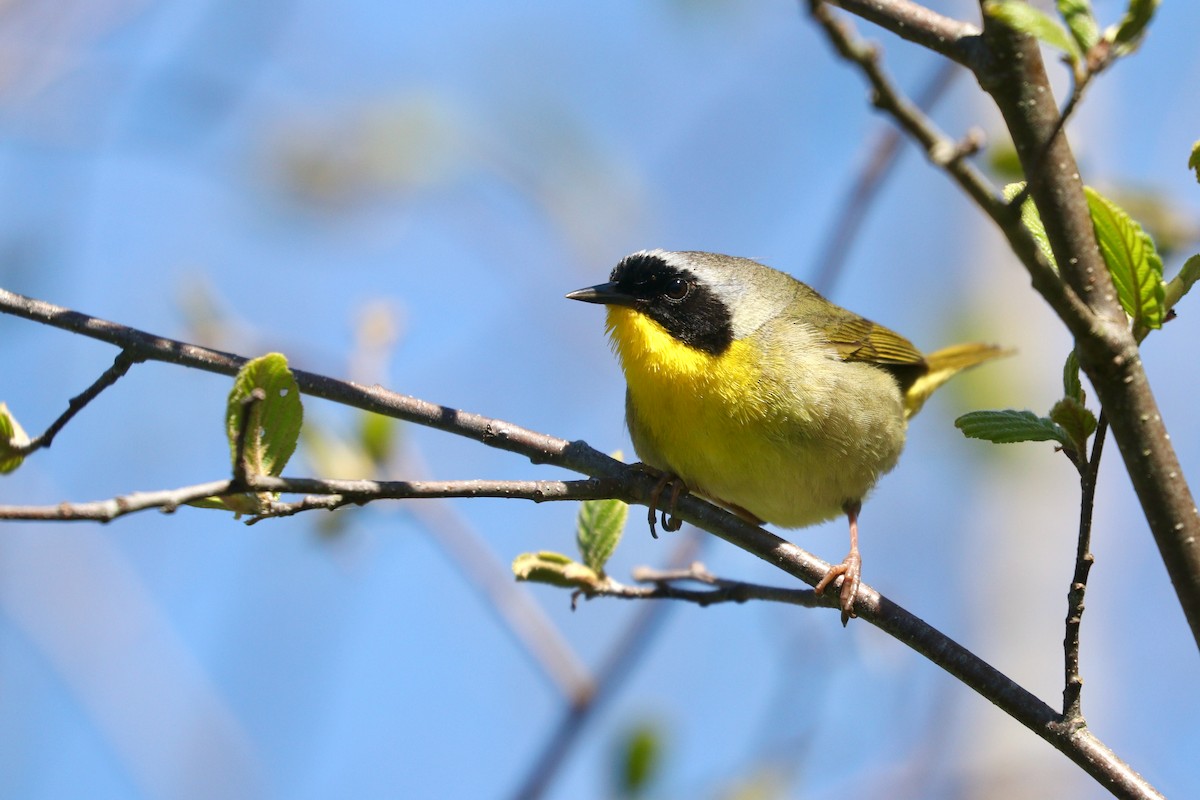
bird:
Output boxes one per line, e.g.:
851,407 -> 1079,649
566,249 -> 1008,622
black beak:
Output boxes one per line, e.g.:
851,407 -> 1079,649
565,282 -> 636,307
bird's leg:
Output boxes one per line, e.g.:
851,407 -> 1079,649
644,468 -> 688,538
814,500 -> 863,625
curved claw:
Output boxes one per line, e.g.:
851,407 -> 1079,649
645,470 -> 688,537
814,550 -> 862,625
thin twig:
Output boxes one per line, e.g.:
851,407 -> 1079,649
806,1 -> 1090,329
0,480 -> 236,521
591,561 -> 824,608
1063,412 -> 1107,722
0,476 -> 622,523
13,349 -> 142,455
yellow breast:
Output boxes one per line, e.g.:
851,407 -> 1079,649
605,306 -> 905,528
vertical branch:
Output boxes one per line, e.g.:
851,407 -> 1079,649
1063,414 -> 1107,722
975,6 -> 1200,648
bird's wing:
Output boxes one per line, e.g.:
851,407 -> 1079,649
821,314 -> 926,368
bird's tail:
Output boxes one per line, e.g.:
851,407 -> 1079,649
904,343 -> 1012,419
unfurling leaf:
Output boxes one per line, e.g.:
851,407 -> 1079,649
1085,187 -> 1165,331
577,497 -> 628,573
1004,182 -> 1056,268
1007,183 -> 1166,331
1050,397 -> 1097,455
225,353 -> 303,477
1189,140 -> 1200,185
1106,0 -> 1160,55
0,403 -> 31,475
189,353 -> 304,515
512,551 -> 604,590
1057,0 -> 1100,54
1062,350 -> 1086,405
1164,254 -> 1200,313
984,0 -> 1081,62
955,409 -> 1070,448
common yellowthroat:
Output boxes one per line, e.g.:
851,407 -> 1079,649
567,250 -> 1007,622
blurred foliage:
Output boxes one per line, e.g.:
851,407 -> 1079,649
613,721 -> 666,799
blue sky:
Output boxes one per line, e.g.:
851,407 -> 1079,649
2,1 -> 1198,798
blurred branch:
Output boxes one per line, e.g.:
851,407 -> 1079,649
811,59 -> 960,296
513,532 -> 706,800
389,446 -> 596,703
0,288 -> 1162,796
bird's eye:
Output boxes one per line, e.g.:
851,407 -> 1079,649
664,278 -> 690,300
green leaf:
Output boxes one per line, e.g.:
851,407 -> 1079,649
615,723 -> 663,799
1189,140 -> 1200,185
1085,186 -> 1165,331
955,409 -> 1070,447
1106,0 -> 1160,55
0,403 -> 31,475
1004,182 -> 1056,268
512,551 -> 604,590
1050,397 -> 1097,455
984,0 -> 1081,62
1007,183 -> 1167,330
1164,254 -> 1200,313
1058,0 -> 1100,53
1062,350 -> 1085,404
577,497 -> 628,573
225,353 -> 303,477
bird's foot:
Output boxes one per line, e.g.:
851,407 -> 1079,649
639,466 -> 688,538
814,550 -> 862,626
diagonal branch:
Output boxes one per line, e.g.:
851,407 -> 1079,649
825,0 -> 983,65
806,1 -> 1092,330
